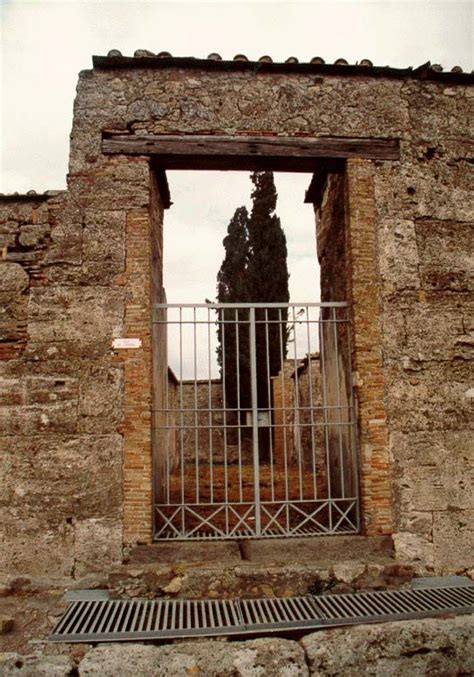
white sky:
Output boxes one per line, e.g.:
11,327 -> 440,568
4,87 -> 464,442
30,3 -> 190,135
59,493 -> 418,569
1,0 -> 473,311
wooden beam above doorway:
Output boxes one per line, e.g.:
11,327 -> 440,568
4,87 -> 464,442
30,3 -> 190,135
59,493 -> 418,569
102,134 -> 400,170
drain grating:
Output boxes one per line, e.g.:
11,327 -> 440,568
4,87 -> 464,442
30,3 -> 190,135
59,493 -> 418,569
50,584 -> 474,643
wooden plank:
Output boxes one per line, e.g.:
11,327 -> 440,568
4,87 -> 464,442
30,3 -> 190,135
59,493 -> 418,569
102,134 -> 400,164
304,160 -> 344,206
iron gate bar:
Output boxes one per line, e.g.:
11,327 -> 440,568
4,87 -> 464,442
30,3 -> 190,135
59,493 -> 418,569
153,302 -> 358,540
50,584 -> 474,643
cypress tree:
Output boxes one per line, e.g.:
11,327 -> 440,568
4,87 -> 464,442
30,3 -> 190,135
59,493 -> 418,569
216,206 -> 251,417
216,173 -> 289,452
247,171 -> 289,411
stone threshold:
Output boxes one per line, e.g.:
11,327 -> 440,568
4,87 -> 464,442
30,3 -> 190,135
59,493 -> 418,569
79,535 -> 411,600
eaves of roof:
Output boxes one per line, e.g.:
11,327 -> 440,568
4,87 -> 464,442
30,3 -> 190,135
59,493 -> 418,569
92,53 -> 474,85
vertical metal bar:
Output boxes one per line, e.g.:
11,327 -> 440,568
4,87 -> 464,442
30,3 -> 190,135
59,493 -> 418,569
249,306 -> 261,536
221,308 -> 229,534
235,308 -> 243,503
291,306 -> 304,501
332,306 -> 345,499
207,306 -> 214,504
278,308 -> 290,531
265,307 -> 275,502
179,307 -> 185,534
165,311 -> 170,505
305,306 -> 317,499
319,309 -> 333,532
193,307 -> 199,504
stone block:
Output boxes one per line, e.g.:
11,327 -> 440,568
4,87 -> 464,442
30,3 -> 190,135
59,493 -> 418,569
1,434 -> 122,520
416,219 -> 474,292
0,516 -> 74,580
397,511 -> 433,538
0,401 -> 78,435
0,262 -> 29,291
392,532 -> 434,572
78,364 -> 123,433
28,286 -> 124,342
22,339 -> 111,366
68,162 -> 150,210
383,299 -> 474,362
0,653 -> 75,676
374,159 -> 473,223
82,209 -> 126,283
18,224 -> 50,248
390,431 -> 473,513
386,361 -> 473,432
74,518 -> 123,578
78,638 -> 308,676
433,509 -> 474,573
378,219 -> 420,293
0,377 -> 25,406
301,615 -> 474,676
25,375 -> 78,405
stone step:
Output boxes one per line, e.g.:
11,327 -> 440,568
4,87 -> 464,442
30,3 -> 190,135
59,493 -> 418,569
73,535 -> 415,600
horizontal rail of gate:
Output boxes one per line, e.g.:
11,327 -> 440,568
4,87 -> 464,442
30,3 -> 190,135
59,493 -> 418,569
152,302 -> 359,540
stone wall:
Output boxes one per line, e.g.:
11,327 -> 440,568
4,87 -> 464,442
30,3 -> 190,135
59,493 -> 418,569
1,55 -> 472,580
0,193 -> 124,580
179,380 -> 226,462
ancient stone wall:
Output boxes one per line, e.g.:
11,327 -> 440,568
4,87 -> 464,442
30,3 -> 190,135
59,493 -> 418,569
0,193 -> 124,579
1,55 -> 472,581
179,380 -> 226,462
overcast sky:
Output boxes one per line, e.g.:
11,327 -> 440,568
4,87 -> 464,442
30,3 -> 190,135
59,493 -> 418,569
2,0 -> 473,310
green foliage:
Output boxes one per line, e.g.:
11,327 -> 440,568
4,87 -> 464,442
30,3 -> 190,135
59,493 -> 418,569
216,173 -> 289,435
247,172 -> 289,412
216,207 -> 251,414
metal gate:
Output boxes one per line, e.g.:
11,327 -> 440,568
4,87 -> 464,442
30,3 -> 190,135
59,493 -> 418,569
153,302 -> 359,540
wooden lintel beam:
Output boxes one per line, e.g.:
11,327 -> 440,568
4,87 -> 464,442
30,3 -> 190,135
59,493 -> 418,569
102,134 -> 400,165
305,160 -> 345,206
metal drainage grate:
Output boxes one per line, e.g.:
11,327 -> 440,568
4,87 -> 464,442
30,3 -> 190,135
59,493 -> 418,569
50,584 -> 474,643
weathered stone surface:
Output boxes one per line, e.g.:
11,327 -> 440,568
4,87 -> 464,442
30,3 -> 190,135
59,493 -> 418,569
129,540 -> 242,565
386,360 -> 473,432
28,287 -> 124,342
0,653 -> 75,676
77,364 -> 123,433
416,219 -> 474,292
0,263 -> 29,291
383,299 -> 474,362
1,435 -> 122,520
82,209 -> 126,283
74,518 -> 123,578
391,431 -> 473,516
0,516 -> 74,580
392,532 -> 435,573
18,224 -> 50,248
378,219 -> 420,293
242,536 -> 393,566
0,614 -> 14,633
79,638 -> 308,676
0,401 -> 77,435
433,509 -> 474,573
301,615 -> 474,676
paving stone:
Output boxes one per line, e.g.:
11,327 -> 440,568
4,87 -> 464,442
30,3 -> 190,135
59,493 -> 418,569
301,615 -> 474,676
0,653 -> 75,676
78,638 -> 309,676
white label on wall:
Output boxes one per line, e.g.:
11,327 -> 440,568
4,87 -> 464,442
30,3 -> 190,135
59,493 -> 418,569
112,338 -> 142,349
